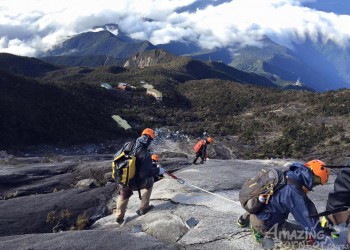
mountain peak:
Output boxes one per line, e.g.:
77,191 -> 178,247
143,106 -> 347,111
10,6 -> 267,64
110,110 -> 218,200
44,30 -> 157,58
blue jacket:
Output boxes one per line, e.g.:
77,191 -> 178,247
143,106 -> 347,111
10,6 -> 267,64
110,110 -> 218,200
256,163 -> 322,233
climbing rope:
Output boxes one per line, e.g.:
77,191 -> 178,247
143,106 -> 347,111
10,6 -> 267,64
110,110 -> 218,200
166,172 -> 241,206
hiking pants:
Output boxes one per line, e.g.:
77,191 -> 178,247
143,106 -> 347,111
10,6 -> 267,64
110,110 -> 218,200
193,151 -> 205,164
327,210 -> 350,245
115,178 -> 154,220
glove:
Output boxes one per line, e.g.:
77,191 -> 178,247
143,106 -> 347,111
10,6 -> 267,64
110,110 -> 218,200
320,216 -> 328,228
158,167 -> 166,175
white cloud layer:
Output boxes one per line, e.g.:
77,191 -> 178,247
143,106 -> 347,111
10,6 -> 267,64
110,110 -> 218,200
0,0 -> 349,56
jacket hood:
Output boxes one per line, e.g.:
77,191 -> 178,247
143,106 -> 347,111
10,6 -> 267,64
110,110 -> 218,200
288,162 -> 314,190
136,134 -> 152,147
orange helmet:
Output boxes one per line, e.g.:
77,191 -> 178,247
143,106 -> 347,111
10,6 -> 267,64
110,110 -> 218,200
207,137 -> 213,143
304,159 -> 329,185
151,154 -> 159,161
142,128 -> 154,140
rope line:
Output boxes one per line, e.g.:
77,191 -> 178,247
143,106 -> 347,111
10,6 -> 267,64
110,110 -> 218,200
166,172 -> 241,206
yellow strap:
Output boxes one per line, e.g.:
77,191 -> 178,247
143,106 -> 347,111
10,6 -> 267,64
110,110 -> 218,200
320,216 -> 328,228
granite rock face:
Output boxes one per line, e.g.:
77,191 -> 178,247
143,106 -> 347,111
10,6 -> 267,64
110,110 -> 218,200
0,154 -> 348,250
92,158 -> 347,249
0,155 -> 116,236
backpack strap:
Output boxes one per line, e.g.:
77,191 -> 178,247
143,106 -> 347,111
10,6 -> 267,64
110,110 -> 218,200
137,188 -> 142,200
126,139 -> 143,200
264,169 -> 287,204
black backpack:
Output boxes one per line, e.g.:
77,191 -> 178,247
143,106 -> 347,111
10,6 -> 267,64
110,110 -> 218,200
239,168 -> 287,214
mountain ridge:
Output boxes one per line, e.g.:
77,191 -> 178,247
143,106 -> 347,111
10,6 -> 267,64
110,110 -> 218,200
39,28 -> 350,91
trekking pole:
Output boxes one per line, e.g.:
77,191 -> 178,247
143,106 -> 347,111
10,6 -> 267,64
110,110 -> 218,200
166,172 -> 241,206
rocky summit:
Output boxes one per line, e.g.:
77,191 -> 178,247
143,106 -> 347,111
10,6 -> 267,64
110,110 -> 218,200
0,149 -> 348,250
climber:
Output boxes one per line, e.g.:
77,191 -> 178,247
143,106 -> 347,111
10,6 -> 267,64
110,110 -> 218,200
114,128 -> 166,224
193,137 -> 213,164
151,154 -> 164,182
237,159 -> 333,247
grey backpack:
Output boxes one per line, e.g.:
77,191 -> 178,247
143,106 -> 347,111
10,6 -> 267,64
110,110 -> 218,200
239,168 -> 287,214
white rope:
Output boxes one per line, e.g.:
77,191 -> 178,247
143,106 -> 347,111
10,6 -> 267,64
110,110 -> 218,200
183,182 -> 242,206
166,174 -> 241,206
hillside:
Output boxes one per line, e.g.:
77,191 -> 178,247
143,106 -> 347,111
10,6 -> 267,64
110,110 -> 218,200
159,36 -> 350,91
0,53 -> 349,164
292,37 -> 350,90
0,53 -> 61,77
0,69 -> 126,148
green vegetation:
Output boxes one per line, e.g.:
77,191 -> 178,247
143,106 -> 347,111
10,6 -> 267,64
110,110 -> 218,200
0,53 -> 349,164
46,209 -> 90,231
74,213 -> 90,230
46,209 -> 72,232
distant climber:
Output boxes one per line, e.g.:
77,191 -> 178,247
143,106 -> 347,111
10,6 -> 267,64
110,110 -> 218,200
151,154 -> 164,182
114,128 -> 166,224
193,137 -> 213,164
237,160 -> 333,247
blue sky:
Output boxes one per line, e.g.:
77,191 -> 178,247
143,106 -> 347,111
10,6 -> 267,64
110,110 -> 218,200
0,0 -> 349,56
303,0 -> 350,15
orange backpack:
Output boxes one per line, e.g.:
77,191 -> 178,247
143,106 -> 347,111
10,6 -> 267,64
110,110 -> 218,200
194,140 -> 205,153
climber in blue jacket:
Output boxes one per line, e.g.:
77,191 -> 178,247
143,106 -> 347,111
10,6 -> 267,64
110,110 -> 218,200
238,160 -> 332,247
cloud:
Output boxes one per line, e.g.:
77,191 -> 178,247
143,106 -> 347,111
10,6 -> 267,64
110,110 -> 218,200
0,0 -> 349,56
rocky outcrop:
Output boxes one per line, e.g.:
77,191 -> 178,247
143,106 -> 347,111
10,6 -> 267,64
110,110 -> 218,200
0,155 -> 117,236
123,49 -> 181,68
0,184 -> 115,236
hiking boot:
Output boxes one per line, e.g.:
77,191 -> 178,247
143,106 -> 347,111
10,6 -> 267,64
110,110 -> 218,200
116,218 -> 124,225
237,215 -> 249,228
136,205 -> 154,216
251,225 -> 264,243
